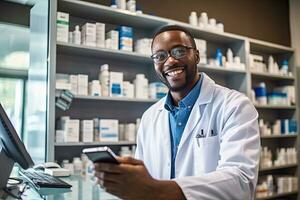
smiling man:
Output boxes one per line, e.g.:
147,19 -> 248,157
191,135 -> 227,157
94,25 -> 260,200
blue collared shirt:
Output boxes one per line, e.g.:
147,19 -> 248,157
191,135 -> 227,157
164,73 -> 203,179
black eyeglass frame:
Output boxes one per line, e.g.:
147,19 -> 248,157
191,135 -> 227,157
150,45 -> 196,64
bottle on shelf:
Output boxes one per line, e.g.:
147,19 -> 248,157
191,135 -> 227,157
99,64 -> 110,97
73,25 -> 81,45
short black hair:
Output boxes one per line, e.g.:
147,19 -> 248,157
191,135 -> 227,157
151,25 -> 196,50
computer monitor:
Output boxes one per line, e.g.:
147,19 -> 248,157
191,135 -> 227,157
0,103 -> 34,190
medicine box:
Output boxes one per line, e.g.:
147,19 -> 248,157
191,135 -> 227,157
118,26 -> 133,51
81,120 -> 94,142
77,74 -> 88,96
82,23 -> 96,47
69,75 -> 78,95
106,30 -> 119,50
64,119 -> 80,142
57,12 -> 69,43
96,22 -> 105,48
99,119 -> 119,142
109,72 -> 123,97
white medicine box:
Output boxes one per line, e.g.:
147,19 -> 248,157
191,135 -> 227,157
99,119 -> 119,142
81,120 -> 94,142
56,12 -> 69,43
63,119 -> 80,143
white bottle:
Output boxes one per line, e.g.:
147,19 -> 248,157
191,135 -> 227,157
134,74 -> 145,99
73,157 -> 82,175
69,32 -> 73,44
267,175 -> 273,195
126,0 -> 136,12
99,64 -> 110,97
268,56 -> 274,73
134,74 -> 149,99
189,11 -> 198,26
73,25 -> 81,45
199,12 -> 208,27
119,146 -> 132,157
116,0 -> 126,10
226,48 -> 233,64
217,23 -> 224,32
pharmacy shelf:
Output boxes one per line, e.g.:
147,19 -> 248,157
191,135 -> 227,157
49,5 -> 299,197
259,163 -> 297,172
58,0 -> 246,44
250,71 -> 295,81
54,141 -> 136,146
74,95 -> 158,103
249,38 -> 294,54
58,0 -> 168,29
198,64 -> 246,75
57,42 -> 152,63
255,190 -> 298,200
260,134 -> 298,139
254,105 -> 296,110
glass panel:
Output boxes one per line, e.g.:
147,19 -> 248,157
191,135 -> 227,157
0,78 -> 24,135
23,0 -> 49,164
0,23 -> 29,70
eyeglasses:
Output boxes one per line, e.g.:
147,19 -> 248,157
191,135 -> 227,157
151,45 -> 196,64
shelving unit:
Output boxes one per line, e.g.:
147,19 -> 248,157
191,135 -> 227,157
256,190 -> 298,200
44,1 -> 299,199
259,163 -> 297,172
250,71 -> 295,81
254,105 -> 297,110
74,95 -> 157,103
249,38 -> 298,200
260,134 -> 297,139
55,141 -> 136,146
57,41 -> 152,63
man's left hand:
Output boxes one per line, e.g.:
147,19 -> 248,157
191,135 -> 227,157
94,156 -> 159,200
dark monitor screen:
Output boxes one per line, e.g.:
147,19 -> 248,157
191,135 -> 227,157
0,103 -> 34,169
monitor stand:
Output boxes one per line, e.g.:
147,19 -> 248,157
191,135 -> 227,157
0,146 -> 14,193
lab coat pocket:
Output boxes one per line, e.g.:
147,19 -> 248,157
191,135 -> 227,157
199,135 -> 219,146
194,135 -> 220,174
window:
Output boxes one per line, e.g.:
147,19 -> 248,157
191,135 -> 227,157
0,23 -> 29,70
0,78 -> 24,135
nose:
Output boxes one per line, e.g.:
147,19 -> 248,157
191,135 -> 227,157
164,54 -> 178,66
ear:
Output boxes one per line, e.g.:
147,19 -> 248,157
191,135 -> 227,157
195,50 -> 200,64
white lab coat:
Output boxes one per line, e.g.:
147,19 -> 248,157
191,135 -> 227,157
135,73 -> 260,200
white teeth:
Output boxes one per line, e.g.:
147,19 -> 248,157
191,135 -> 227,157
167,69 -> 183,76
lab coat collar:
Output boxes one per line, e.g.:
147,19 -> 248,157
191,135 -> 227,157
177,73 -> 216,152
157,73 -> 215,111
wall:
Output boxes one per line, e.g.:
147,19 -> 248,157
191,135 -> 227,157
289,0 -> 300,67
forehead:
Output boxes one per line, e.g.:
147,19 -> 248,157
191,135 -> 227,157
152,30 -> 193,52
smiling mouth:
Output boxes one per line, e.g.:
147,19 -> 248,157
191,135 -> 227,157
164,67 -> 185,77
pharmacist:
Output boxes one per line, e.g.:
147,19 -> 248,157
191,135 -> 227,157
94,25 -> 260,200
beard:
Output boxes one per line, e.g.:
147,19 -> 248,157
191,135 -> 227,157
156,65 -> 197,92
